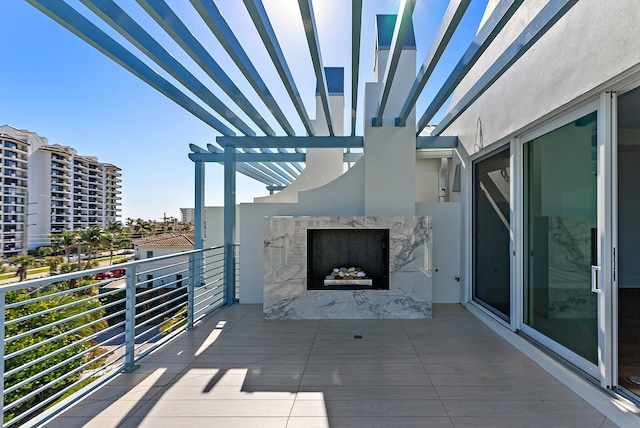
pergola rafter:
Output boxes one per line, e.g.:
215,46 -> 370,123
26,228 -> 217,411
135,0 -> 271,136
243,0 -> 316,136
416,0 -> 524,133
298,0 -> 334,136
395,0 -> 471,127
190,0 -> 297,137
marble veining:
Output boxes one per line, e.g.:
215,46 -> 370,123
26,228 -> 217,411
264,216 -> 432,319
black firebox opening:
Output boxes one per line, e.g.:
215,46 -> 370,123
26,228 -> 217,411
307,229 -> 390,290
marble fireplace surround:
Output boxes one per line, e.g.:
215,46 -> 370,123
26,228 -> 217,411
264,216 -> 432,319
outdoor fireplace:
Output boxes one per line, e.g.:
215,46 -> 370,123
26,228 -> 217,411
264,216 -> 432,319
307,229 -> 389,290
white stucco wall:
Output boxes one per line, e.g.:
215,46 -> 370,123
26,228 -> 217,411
416,202 -> 462,303
202,206 -> 239,248
415,158 -> 444,203
254,94 -> 345,203
363,48 -> 417,216
239,162 -> 462,305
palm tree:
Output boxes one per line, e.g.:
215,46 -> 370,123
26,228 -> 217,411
79,226 -> 105,262
47,256 -> 64,275
58,262 -> 79,288
11,255 -> 35,282
105,220 -> 123,235
50,230 -> 78,262
133,218 -> 152,238
102,231 -> 115,265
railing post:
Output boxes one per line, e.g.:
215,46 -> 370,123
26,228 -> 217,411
187,252 -> 196,330
224,143 -> 236,306
224,244 -> 236,306
123,265 -> 138,373
1,290 -> 6,424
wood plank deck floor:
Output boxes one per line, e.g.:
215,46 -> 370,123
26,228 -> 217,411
44,304 -> 618,428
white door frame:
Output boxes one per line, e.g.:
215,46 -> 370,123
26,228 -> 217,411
598,91 -> 617,388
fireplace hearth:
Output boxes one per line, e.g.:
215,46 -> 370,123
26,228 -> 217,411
307,229 -> 389,290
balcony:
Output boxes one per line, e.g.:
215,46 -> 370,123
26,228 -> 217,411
51,154 -> 70,163
51,162 -> 70,171
0,247 -> 627,428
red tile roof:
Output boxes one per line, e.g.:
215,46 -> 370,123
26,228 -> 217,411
133,232 -> 194,248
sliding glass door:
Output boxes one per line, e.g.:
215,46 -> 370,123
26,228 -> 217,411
523,111 -> 599,367
473,147 -> 511,321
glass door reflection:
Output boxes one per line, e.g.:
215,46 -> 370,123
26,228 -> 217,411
523,112 -> 598,364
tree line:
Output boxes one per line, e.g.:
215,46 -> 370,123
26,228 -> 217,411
7,219 -> 192,281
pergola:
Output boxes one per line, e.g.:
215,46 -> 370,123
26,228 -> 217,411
27,0 -> 579,302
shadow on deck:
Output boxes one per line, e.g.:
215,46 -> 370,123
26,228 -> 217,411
43,304 -> 618,428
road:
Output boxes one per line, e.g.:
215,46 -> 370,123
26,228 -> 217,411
0,256 -> 133,286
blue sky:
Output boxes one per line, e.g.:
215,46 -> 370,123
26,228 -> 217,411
0,0 -> 488,221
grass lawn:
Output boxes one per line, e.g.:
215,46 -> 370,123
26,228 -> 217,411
0,266 -> 50,281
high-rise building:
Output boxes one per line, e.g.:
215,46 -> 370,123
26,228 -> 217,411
0,125 -> 121,256
0,131 -> 29,257
179,208 -> 195,224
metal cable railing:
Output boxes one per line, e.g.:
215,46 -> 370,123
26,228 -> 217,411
1,245 -> 236,427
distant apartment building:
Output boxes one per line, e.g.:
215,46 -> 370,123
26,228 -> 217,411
179,208 -> 195,224
0,132 -> 29,256
0,125 -> 122,256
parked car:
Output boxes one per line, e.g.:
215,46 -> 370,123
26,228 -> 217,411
111,268 -> 126,278
94,271 -> 113,280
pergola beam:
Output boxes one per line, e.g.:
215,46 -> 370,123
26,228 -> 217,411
244,0 -> 315,136
416,136 -> 459,149
298,0 -> 334,136
395,0 -> 471,127
216,136 -> 364,149
136,0 -> 273,137
190,152 -> 304,163
372,0 -> 416,127
26,0 -> 237,136
433,0 -> 578,135
190,150 -> 362,164
416,0 -> 523,133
